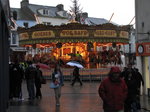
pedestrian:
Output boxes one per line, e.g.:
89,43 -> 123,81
133,68 -> 144,95
25,61 -> 36,100
52,64 -> 64,106
98,66 -> 128,112
71,66 -> 82,86
9,62 -> 24,100
122,64 -> 144,112
35,65 -> 43,99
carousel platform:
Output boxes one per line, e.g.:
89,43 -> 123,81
42,68 -> 110,81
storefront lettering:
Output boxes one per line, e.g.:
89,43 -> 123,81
145,45 -> 150,53
94,30 -> 117,37
60,30 -> 89,37
32,31 -> 55,39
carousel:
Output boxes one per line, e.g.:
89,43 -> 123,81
18,22 -> 130,68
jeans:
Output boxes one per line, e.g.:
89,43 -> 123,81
54,87 -> 61,104
26,80 -> 35,99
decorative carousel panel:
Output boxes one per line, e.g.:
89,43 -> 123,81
32,30 -> 55,39
94,30 -> 117,37
19,32 -> 29,40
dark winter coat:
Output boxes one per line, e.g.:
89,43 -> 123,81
35,69 -> 43,88
73,67 -> 80,77
98,77 -> 128,111
25,65 -> 36,80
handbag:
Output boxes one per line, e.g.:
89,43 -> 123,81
49,82 -> 59,89
41,77 -> 46,84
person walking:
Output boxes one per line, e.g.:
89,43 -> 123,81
98,66 -> 128,112
25,61 -> 36,100
52,64 -> 64,106
35,65 -> 43,99
71,67 -> 82,86
122,64 -> 144,112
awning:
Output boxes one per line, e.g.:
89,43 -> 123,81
10,47 -> 27,52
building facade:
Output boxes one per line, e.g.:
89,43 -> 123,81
0,0 -> 10,111
135,0 -> 150,95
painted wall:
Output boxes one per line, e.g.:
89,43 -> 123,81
135,0 -> 150,41
38,17 -> 69,25
16,20 -> 36,27
143,57 -> 150,95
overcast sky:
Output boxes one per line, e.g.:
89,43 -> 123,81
9,0 -> 135,25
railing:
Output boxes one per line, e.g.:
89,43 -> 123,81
41,68 -> 110,82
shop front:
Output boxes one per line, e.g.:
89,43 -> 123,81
136,42 -> 150,95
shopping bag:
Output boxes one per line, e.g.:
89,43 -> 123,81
49,82 -> 59,89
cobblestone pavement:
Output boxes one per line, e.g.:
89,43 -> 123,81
8,81 -> 150,112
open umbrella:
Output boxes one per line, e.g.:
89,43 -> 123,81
66,61 -> 84,69
34,63 -> 50,70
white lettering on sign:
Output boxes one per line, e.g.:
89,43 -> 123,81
145,45 -> 150,53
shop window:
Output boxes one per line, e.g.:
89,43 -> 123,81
12,33 -> 17,45
23,22 -> 28,28
43,22 -> 51,25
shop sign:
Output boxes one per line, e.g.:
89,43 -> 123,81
32,30 -> 55,39
136,43 -> 150,56
94,30 -> 117,37
60,30 -> 89,37
119,31 -> 129,38
19,33 -> 29,40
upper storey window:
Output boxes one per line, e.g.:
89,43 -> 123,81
43,9 -> 49,15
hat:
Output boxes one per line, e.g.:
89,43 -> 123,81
110,67 -> 121,73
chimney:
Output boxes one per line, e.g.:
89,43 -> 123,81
21,0 -> 29,8
56,4 -> 64,11
82,12 -> 88,19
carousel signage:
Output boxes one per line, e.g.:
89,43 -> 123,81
19,33 -> 29,40
32,30 -> 55,39
136,43 -> 150,56
60,30 -> 89,37
119,31 -> 129,38
94,30 -> 117,37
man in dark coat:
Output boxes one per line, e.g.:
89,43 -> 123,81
122,64 -> 144,112
35,65 -> 43,99
9,62 -> 24,100
25,62 -> 36,100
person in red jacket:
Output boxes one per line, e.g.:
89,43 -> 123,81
98,66 -> 128,112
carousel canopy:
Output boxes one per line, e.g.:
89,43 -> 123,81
18,23 -> 131,46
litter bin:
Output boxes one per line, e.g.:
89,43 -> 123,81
148,88 -> 150,97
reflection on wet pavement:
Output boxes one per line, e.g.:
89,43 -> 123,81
8,81 -> 150,112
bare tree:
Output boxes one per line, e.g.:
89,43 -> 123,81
69,0 -> 82,22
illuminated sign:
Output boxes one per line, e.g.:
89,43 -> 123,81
94,30 -> 117,37
19,33 -> 29,40
119,31 -> 129,38
136,43 -> 150,56
60,30 -> 89,37
32,30 -> 55,39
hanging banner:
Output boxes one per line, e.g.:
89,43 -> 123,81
136,43 -> 150,56
94,30 -> 117,37
19,33 -> 29,40
60,30 -> 89,37
32,30 -> 55,39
